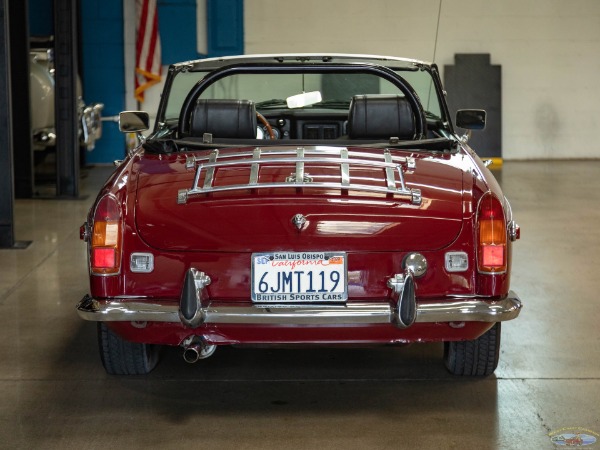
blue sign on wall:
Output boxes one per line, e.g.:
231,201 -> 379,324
159,0 -> 244,64
80,0 -> 127,163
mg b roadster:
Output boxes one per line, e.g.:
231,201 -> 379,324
77,54 -> 522,376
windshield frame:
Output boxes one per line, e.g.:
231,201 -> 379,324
155,56 -> 453,136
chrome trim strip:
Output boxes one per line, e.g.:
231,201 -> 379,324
207,304 -> 392,325
508,220 -> 520,242
416,294 -> 522,322
77,296 -> 180,322
77,292 -> 521,325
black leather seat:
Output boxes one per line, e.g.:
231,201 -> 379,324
347,95 -> 416,140
189,99 -> 257,139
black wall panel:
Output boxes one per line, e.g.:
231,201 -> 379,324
445,54 -> 502,158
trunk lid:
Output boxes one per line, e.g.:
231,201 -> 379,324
134,146 -> 466,252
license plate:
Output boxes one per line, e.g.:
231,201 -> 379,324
251,252 -> 347,303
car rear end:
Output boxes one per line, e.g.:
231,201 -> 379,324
79,144 -> 520,375
77,54 -> 521,376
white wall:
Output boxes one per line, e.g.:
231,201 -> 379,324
245,0 -> 600,160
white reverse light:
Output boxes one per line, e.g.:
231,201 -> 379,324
130,253 -> 154,273
445,252 -> 468,272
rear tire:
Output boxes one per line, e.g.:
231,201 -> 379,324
97,323 -> 159,375
444,323 -> 501,376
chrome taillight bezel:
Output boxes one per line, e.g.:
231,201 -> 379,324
476,191 -> 508,274
89,193 -> 123,276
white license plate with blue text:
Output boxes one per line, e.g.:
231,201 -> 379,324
251,252 -> 348,303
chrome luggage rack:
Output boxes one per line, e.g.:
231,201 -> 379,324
177,147 -> 421,205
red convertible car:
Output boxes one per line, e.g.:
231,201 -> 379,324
77,54 -> 522,376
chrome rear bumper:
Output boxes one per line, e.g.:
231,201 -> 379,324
77,291 -> 522,326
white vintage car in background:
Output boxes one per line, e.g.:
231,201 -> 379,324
29,43 -> 103,155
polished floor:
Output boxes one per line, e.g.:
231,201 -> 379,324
1,161 -> 599,449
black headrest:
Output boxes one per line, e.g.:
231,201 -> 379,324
190,99 -> 257,139
348,95 -> 416,139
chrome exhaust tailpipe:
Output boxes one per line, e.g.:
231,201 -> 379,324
182,339 -> 217,363
183,345 -> 202,363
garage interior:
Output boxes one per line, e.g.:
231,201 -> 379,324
1,1 -> 599,448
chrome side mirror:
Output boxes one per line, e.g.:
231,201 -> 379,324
119,111 -> 149,133
456,109 -> 486,130
456,109 -> 486,144
119,111 -> 150,154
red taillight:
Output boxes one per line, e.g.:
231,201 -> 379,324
477,192 -> 507,273
90,195 -> 122,274
92,248 -> 116,268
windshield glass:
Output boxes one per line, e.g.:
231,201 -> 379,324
163,67 -> 443,121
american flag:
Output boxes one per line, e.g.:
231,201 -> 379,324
135,0 -> 162,103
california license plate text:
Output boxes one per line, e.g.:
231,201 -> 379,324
251,252 -> 347,302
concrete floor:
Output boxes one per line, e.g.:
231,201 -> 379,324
1,161 -> 599,449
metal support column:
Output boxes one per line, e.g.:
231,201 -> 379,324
9,0 -> 34,198
0,0 -> 15,248
54,0 -> 80,197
